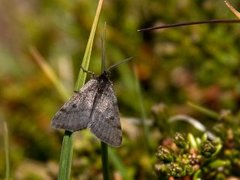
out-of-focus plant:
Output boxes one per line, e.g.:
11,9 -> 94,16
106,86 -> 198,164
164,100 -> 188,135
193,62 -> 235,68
155,133 -> 223,179
153,102 -> 240,179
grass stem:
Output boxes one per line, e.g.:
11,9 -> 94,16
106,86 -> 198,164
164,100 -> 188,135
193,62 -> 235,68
101,142 -> 110,180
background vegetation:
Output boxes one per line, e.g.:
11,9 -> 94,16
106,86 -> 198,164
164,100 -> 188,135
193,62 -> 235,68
1,0 -> 240,179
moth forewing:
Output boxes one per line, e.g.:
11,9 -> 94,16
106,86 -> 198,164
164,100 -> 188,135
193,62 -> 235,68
51,67 -> 123,147
51,79 -> 99,132
88,74 -> 122,147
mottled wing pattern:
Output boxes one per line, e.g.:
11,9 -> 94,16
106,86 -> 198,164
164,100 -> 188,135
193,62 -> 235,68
89,81 -> 122,147
51,79 -> 98,132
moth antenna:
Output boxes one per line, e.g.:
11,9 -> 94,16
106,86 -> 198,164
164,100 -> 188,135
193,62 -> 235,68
101,22 -> 107,73
107,57 -> 133,72
80,66 -> 95,77
138,19 -> 240,32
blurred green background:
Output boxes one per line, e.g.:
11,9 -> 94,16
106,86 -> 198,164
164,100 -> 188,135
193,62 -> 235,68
1,0 -> 240,179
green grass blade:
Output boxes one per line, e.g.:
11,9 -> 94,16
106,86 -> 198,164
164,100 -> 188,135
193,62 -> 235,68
101,142 -> 110,180
99,20 -> 110,180
58,131 -> 73,180
31,1 -> 108,179
58,0 -> 104,179
75,0 -> 104,90
30,47 -> 70,100
187,102 -> 220,120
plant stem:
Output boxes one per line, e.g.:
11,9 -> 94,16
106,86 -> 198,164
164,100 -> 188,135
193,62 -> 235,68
138,19 -> 240,31
101,142 -> 110,180
75,0 -> 104,90
187,102 -> 220,120
57,0 -> 103,179
58,131 -> 73,180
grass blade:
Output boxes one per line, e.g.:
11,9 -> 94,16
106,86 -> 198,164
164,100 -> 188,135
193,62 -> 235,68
58,131 -> 73,180
225,1 -> 240,19
187,102 -> 220,120
75,0 -> 104,89
30,47 -> 70,100
101,142 -> 109,180
58,0 -> 104,179
31,0 -> 108,178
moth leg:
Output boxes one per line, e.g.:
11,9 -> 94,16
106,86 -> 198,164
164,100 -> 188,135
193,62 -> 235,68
80,66 -> 95,78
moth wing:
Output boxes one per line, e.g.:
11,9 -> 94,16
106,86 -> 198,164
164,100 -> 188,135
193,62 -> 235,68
51,79 -> 98,132
89,82 -> 122,147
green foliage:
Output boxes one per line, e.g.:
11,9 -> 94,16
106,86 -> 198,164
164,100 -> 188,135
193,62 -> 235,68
155,133 -> 222,179
154,105 -> 240,179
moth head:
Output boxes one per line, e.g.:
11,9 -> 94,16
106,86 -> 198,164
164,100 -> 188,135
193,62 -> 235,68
98,70 -> 111,82
103,70 -> 111,78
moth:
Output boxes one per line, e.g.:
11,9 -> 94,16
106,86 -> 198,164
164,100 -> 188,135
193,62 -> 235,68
51,58 -> 131,147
